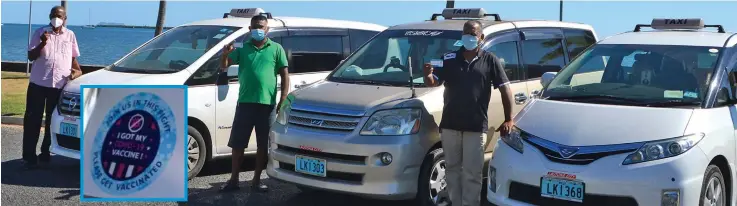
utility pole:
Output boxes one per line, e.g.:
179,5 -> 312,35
559,0 -> 563,21
27,0 -> 33,76
154,0 -> 166,37
446,0 -> 454,8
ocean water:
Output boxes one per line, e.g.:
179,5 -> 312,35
2,23 -> 155,66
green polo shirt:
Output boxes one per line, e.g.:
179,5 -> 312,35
228,38 -> 288,105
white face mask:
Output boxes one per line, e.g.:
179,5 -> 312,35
50,17 -> 64,28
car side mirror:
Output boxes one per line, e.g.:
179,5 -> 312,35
540,72 -> 558,87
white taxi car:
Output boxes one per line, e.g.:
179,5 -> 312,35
487,18 -> 737,206
50,8 -> 386,179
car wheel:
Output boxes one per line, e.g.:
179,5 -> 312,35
699,165 -> 726,206
417,148 -> 448,206
187,126 -> 207,180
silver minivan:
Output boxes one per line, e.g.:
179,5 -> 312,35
266,8 -> 598,205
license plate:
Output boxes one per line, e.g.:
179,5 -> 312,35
540,176 -> 585,202
295,155 -> 326,177
59,122 -> 78,137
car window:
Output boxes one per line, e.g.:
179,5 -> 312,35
522,38 -> 566,79
564,29 -> 597,60
282,35 -> 344,73
349,29 -> 379,52
111,25 -> 239,74
544,44 -> 721,108
486,41 -> 520,81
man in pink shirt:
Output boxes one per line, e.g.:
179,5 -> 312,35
24,5 -> 82,169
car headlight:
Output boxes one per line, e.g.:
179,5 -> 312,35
360,108 -> 421,136
276,99 -> 292,125
622,133 -> 704,165
501,127 -> 524,153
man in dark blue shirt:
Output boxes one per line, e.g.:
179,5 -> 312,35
423,20 -> 515,206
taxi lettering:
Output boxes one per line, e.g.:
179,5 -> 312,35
453,9 -> 472,15
664,19 -> 688,25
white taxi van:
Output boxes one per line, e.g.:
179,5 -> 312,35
266,8 -> 597,205
487,18 -> 737,206
50,8 -> 386,179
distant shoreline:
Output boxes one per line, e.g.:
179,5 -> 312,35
2,23 -> 173,30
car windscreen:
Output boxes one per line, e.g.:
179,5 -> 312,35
328,29 -> 463,87
542,43 -> 721,108
108,25 -> 240,74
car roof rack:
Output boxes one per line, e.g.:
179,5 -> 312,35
634,18 -> 724,33
223,8 -> 273,19
430,8 -> 501,21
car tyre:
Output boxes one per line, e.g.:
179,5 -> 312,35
187,126 -> 207,180
417,148 -> 447,206
699,165 -> 726,206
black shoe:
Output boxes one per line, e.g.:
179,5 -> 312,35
219,180 -> 240,193
251,183 -> 269,193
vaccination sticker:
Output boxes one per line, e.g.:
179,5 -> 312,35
90,92 -> 177,195
664,90 -> 684,99
212,34 -> 226,39
684,91 -> 698,98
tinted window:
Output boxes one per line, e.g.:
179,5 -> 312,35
522,38 -> 566,79
349,29 -> 379,52
282,36 -> 342,53
186,51 -> 222,85
486,41 -> 520,81
282,35 -> 344,73
564,29 -> 596,60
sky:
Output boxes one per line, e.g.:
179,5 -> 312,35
2,0 -> 736,38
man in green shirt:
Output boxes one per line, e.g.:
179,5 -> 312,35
219,15 -> 290,193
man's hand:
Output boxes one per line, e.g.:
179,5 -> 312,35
70,69 -> 82,80
222,43 -> 234,55
496,120 -> 515,136
423,63 -> 434,77
41,31 -> 49,43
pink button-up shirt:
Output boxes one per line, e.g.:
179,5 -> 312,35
27,25 -> 80,89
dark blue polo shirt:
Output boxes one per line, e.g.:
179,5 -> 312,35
434,48 -> 510,133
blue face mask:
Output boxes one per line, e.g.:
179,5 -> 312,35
251,29 -> 266,41
461,34 -> 479,50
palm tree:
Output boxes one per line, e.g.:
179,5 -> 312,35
154,0 -> 166,37
539,36 -> 591,64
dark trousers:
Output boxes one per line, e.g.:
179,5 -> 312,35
22,82 -> 62,163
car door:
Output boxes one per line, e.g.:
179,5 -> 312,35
214,29 -> 286,155
519,28 -> 569,99
481,30 -> 525,152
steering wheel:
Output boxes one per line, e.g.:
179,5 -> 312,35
169,60 -> 191,70
383,56 -> 407,72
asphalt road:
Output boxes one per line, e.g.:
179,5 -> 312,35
1,125 -> 420,206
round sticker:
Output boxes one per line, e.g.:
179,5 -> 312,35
709,48 -> 719,53
91,92 -> 177,195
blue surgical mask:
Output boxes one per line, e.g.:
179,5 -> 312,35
251,29 -> 266,41
461,34 -> 479,50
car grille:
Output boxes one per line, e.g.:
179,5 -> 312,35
508,181 -> 638,206
523,134 -> 642,165
278,162 -> 364,184
287,107 -> 362,131
56,134 -> 80,151
58,92 -> 81,116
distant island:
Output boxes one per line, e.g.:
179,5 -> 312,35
95,22 -> 173,29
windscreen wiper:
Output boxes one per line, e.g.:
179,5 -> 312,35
546,94 -> 642,103
640,99 -> 701,107
339,79 -> 396,87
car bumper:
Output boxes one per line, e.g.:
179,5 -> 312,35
266,123 -> 427,200
487,140 -> 708,206
49,108 -> 81,159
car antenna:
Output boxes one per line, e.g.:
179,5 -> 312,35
408,56 -> 417,98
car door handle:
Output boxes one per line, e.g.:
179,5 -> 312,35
514,92 -> 528,105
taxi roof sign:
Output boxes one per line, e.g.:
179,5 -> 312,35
430,8 -> 501,21
651,18 -> 704,30
223,8 -> 272,19
634,18 -> 725,33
